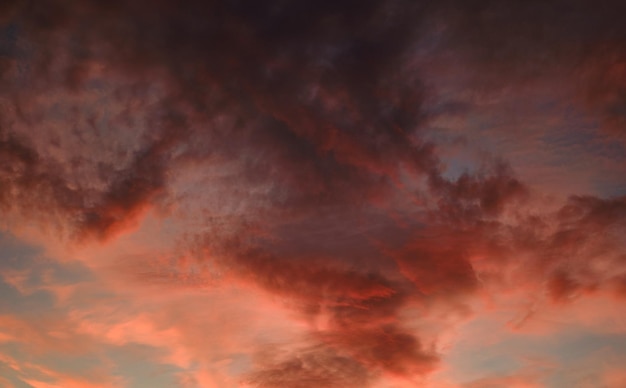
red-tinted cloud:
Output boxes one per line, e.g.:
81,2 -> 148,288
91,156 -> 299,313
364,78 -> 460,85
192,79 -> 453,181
1,1 -> 626,387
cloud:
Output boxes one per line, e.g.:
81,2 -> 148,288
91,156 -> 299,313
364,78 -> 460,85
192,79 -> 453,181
246,346 -> 371,388
1,0 -> 626,387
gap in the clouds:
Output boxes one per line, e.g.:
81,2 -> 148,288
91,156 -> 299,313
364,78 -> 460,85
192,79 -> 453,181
437,299 -> 626,387
0,231 -> 95,295
420,128 -> 482,183
0,231 -> 192,386
107,343 -> 182,388
441,156 -> 480,182
0,234 -> 93,385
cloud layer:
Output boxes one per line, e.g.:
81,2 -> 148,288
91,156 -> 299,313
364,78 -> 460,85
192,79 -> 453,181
1,1 -> 625,387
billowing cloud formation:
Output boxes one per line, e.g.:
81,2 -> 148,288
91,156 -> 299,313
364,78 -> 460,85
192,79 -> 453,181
1,0 -> 626,387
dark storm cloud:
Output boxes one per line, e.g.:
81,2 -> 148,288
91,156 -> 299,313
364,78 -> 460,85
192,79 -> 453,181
0,124 -> 175,241
2,0 -> 438,232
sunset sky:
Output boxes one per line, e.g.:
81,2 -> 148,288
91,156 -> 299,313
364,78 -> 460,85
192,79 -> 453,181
1,1 -> 626,387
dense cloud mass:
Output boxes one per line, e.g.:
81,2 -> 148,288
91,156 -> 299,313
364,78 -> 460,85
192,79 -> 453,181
1,0 -> 626,387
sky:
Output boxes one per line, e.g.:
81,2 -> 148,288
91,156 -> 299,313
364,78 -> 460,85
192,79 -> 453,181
0,1 -> 625,387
